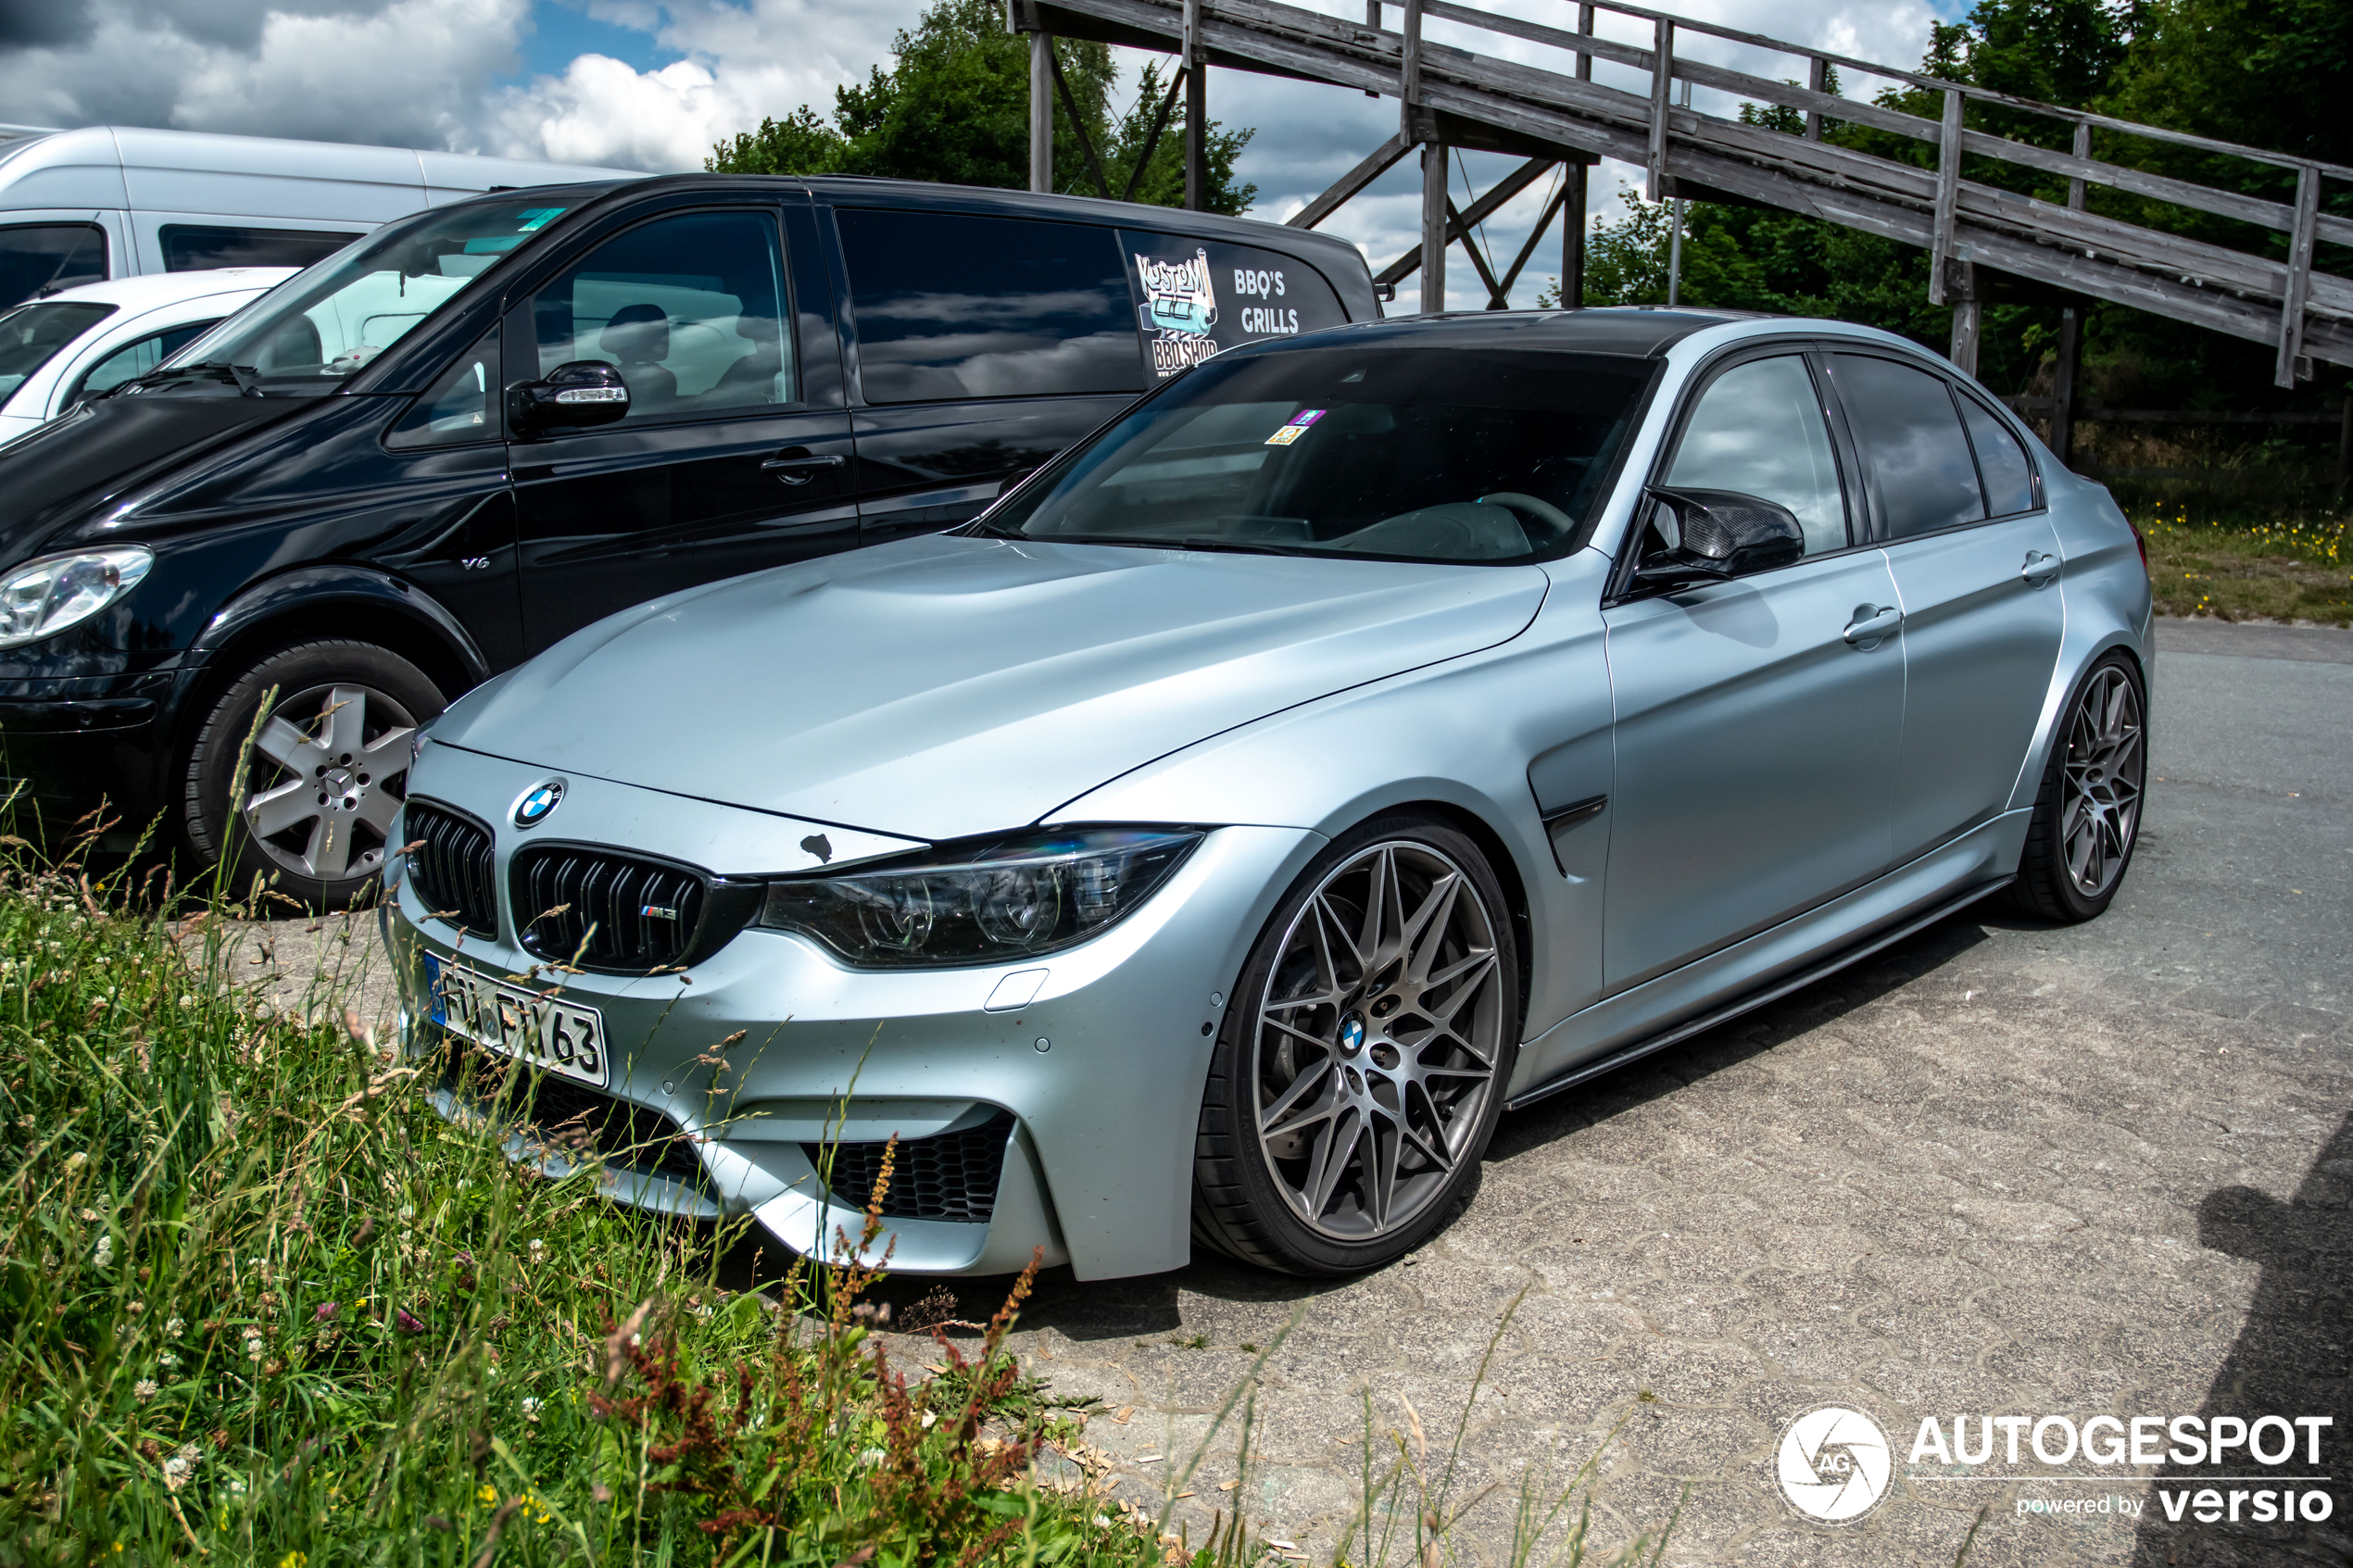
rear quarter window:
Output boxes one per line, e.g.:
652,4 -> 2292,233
836,208 -> 1146,404
1120,231 -> 1348,380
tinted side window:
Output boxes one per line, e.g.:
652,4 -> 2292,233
1956,393 -> 2037,517
69,320 -> 218,404
1831,355 -> 1983,538
837,209 -> 1144,403
1664,354 -> 1847,555
1120,232 -> 1350,380
159,225 -> 360,271
529,209 -> 794,421
386,324 -> 499,448
0,223 -> 107,309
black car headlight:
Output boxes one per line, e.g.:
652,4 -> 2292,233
758,827 -> 1202,969
0,546 -> 154,648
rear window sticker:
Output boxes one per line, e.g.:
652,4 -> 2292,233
1137,246 -> 1221,376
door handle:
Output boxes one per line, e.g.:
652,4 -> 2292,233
1843,604 -> 1903,645
761,452 -> 846,485
2020,549 -> 2061,585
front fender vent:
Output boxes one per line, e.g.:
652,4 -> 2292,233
403,801 -> 497,935
806,1110 -> 1017,1224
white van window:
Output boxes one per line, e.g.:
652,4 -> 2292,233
0,224 -> 107,310
160,225 -> 360,273
164,197 -> 573,388
0,300 -> 115,395
527,209 -> 793,420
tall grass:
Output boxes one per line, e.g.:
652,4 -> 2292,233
0,816 -> 1673,1566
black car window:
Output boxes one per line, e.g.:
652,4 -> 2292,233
529,208 -> 794,421
68,320 -> 219,406
0,301 -> 114,395
386,323 -> 499,448
159,225 -> 361,272
1663,354 -> 1847,555
1955,392 -> 2037,518
1831,354 -> 1984,538
1119,232 -> 1348,381
837,209 -> 1145,403
0,223 -> 107,309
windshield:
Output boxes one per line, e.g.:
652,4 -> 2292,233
0,300 -> 114,395
164,195 -> 580,386
984,345 -> 1651,564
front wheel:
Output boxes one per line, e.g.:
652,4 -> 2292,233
182,639 -> 444,910
1192,816 -> 1521,1275
2011,652 -> 2145,922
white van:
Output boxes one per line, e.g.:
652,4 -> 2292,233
0,124 -> 633,307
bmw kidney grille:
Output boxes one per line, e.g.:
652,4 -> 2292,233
402,801 -> 498,935
510,846 -> 710,972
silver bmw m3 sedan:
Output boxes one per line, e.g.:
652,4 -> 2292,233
381,308 -> 2152,1280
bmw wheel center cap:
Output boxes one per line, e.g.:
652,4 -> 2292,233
514,779 -> 566,828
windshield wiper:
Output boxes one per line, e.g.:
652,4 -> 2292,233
117,361 -> 266,398
1031,532 -> 1322,558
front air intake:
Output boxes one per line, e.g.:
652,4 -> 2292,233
806,1110 -> 1018,1224
510,845 -> 709,972
402,801 -> 497,935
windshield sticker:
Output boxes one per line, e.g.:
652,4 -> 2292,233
1136,247 -> 1221,377
1265,408 -> 1327,445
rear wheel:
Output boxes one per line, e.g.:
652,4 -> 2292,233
1192,816 -> 1519,1274
2012,652 -> 2145,922
182,639 -> 443,910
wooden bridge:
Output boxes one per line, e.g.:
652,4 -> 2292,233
1011,0 -> 2350,398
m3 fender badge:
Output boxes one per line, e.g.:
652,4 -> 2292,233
512,778 -> 566,829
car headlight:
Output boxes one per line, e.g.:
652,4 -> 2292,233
0,546 -> 155,649
759,826 -> 1202,969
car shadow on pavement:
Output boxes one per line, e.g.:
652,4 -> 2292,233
2127,1105 -> 2353,1565
721,904 -> 2014,1340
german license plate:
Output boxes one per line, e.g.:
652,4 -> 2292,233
424,954 -> 609,1087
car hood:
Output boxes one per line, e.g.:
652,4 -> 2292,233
434,532 -> 1550,842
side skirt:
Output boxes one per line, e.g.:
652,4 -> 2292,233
1503,874 -> 2013,1112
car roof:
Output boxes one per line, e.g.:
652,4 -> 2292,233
24,268 -> 297,310
1249,306 -> 1776,358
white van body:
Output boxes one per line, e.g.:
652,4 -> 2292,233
0,268 -> 300,441
0,125 -> 634,307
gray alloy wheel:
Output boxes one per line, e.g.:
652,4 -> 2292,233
2058,664 -> 2144,897
1242,836 -> 1509,1249
239,680 -> 421,884
2013,652 -> 2145,922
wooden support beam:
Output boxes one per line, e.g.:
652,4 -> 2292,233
1448,197 -> 1511,306
1930,88 -> 1962,305
1563,159 -> 1587,307
1376,154 -> 1553,287
1497,174 -> 1571,306
1182,0 -> 1205,209
2052,305 -> 2082,468
1805,56 -> 1824,142
1421,143 -> 1449,312
2068,120 -> 2088,211
1401,0 -> 1424,137
1029,31 -> 1052,194
1045,40 -> 1114,198
1121,64 -> 1185,203
1948,261 -> 1980,377
1646,18 -> 1673,202
2276,164 -> 2319,388
1286,130 -> 1412,229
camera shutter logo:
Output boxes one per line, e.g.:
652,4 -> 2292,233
1776,1406 -> 1894,1524
513,779 -> 565,829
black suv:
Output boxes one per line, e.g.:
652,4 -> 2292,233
0,175 -> 1377,904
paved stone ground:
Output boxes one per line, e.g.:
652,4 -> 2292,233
244,619 -> 2350,1566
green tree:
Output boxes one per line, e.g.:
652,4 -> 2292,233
706,0 -> 1256,214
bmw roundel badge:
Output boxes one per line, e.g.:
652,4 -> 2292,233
513,779 -> 566,828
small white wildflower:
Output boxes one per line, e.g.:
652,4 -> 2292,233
165,1316 -> 185,1337
176,994 -> 194,1008
228,1476 -> 247,1496
922,1410 -> 937,1430
78,1208 -> 99,1223
521,1397 -> 542,1423
396,1205 -> 415,1222
160,1445 -> 197,1492
90,1236 -> 113,1268
133,1379 -> 159,1401
858,1447 -> 886,1468
158,1351 -> 180,1370
526,1238 -> 545,1264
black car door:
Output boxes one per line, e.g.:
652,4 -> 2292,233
507,195 -> 854,649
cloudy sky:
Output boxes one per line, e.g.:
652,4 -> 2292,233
0,0 -> 1959,308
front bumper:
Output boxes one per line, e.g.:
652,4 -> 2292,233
0,676 -> 176,841
381,741 -> 1320,1279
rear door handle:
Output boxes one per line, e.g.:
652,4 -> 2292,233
761,452 -> 846,485
2021,549 -> 2061,585
1843,604 -> 1903,645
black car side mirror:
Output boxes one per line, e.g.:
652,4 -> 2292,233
508,359 -> 630,434
1629,487 -> 1806,592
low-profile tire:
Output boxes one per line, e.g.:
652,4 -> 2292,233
1192,814 -> 1521,1275
182,639 -> 444,910
2011,651 -> 2145,923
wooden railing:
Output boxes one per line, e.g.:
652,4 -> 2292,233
1017,0 -> 2351,388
